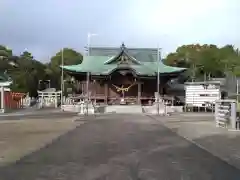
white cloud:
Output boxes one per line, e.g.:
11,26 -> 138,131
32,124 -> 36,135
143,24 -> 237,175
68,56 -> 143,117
0,0 -> 239,60
130,0 -> 237,33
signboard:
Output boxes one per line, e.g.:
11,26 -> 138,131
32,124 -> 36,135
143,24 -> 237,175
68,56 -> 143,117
185,83 -> 221,107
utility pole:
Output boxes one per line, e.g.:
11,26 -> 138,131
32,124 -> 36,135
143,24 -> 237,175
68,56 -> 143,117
61,49 -> 64,110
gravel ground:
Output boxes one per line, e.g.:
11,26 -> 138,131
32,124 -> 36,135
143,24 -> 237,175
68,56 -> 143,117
0,114 -> 240,180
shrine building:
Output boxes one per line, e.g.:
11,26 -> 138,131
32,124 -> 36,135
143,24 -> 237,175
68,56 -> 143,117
61,43 -> 186,105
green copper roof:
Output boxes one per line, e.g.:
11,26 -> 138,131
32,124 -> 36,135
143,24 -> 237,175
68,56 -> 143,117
62,56 -> 186,76
62,44 -> 186,76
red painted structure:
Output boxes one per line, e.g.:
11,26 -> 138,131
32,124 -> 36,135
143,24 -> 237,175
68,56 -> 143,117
0,91 -> 26,109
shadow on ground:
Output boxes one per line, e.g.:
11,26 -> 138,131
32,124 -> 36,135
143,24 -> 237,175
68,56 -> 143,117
0,117 -> 240,180
192,132 -> 240,170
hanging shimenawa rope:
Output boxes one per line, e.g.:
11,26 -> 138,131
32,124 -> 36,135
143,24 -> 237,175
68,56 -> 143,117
112,82 -> 136,92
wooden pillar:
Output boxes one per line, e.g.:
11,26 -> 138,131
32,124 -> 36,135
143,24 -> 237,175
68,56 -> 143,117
104,82 -> 108,104
137,82 -> 141,104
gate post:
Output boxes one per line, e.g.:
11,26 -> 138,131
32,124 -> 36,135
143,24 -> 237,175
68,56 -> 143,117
231,101 -> 237,129
0,86 -> 4,113
55,93 -> 58,108
215,101 -> 219,123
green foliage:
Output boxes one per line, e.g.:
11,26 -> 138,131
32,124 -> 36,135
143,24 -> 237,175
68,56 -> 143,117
0,45 -> 83,97
47,48 -> 83,89
164,44 -> 240,80
8,51 -> 46,96
0,45 -> 13,72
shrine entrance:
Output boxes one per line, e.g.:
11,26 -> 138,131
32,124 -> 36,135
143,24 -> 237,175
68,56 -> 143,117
109,68 -> 141,104
37,89 -> 61,108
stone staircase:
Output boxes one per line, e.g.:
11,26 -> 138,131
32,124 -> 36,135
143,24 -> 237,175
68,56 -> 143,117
105,105 -> 143,114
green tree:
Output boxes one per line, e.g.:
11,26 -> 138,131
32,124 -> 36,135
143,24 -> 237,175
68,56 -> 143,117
47,48 -> 83,90
0,45 -> 84,96
164,44 -> 203,80
0,45 -> 12,58
197,45 -> 223,79
164,44 -> 240,80
219,45 -> 240,76
10,51 -> 47,96
0,45 -> 14,72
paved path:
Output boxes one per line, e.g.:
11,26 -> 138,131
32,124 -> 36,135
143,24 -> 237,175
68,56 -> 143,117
1,114 -> 240,180
151,113 -> 240,171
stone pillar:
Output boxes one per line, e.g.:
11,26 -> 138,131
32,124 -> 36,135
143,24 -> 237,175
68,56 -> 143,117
231,101 -> 237,129
104,83 -> 108,104
137,82 -> 141,104
55,93 -> 58,108
40,93 -> 43,108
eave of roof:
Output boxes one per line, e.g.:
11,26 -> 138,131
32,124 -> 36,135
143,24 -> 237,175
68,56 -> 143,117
62,63 -> 186,76
61,44 -> 187,76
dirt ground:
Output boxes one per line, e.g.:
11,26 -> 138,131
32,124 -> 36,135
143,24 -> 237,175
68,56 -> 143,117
0,118 -> 81,166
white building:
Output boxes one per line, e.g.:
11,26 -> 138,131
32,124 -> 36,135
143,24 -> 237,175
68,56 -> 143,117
185,81 -> 223,107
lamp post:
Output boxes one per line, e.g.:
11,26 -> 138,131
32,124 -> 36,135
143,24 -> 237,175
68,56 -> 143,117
157,46 -> 162,115
86,33 -> 98,115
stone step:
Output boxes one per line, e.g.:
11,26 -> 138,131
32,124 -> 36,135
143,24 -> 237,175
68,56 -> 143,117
105,105 -> 143,114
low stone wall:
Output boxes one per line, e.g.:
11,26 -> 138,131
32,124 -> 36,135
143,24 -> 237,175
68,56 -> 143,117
61,105 -> 81,112
61,104 -> 94,114
142,105 -> 183,114
172,106 -> 184,113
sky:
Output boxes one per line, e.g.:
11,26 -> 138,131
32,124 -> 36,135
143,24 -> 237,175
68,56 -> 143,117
0,0 -> 239,61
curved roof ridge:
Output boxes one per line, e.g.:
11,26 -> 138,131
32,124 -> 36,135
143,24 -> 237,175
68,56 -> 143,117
104,44 -> 141,65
